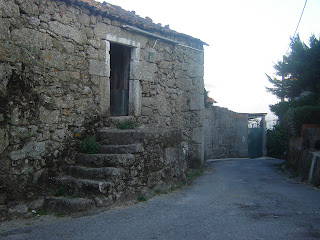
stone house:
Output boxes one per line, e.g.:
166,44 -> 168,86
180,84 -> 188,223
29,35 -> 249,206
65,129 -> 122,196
0,0 -> 206,216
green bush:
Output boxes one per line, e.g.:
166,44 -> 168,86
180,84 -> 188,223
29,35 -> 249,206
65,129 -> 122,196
80,135 -> 100,154
137,195 -> 147,202
286,106 -> 320,136
266,123 -> 288,159
54,183 -> 66,197
116,121 -> 136,130
270,93 -> 320,136
270,94 -> 320,119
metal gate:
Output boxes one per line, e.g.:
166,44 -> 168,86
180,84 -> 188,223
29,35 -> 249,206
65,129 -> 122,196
248,127 -> 263,158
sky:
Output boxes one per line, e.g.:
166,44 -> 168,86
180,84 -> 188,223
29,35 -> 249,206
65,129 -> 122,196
97,0 -> 320,126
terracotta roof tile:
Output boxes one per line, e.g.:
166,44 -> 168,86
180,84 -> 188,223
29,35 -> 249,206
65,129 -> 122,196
68,0 -> 206,45
206,97 -> 217,104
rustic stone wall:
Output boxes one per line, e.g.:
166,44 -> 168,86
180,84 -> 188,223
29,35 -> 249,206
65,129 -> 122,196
287,129 -> 320,186
204,106 -> 248,159
139,42 -> 205,168
96,128 -> 188,200
0,0 -> 205,210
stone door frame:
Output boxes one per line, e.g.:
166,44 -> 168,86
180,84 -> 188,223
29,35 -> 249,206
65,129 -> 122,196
106,34 -> 142,117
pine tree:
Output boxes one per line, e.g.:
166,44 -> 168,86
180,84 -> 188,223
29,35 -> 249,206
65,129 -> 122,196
266,35 -> 320,100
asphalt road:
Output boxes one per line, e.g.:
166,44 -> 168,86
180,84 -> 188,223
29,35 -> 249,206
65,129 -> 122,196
2,158 -> 320,240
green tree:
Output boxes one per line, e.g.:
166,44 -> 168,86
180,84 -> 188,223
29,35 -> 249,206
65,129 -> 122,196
266,35 -> 320,143
266,35 -> 320,100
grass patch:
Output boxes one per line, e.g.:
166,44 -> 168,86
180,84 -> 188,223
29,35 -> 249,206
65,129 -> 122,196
187,169 -> 204,180
170,169 -> 205,192
55,213 -> 66,218
116,120 -> 136,130
36,211 -> 48,216
80,135 -> 100,154
274,162 -> 300,178
274,163 -> 286,173
289,171 -> 299,179
137,168 -> 206,202
66,195 -> 77,199
154,189 -> 168,195
170,180 -> 187,192
137,195 -> 147,202
54,184 -> 77,198
54,184 -> 66,197
274,163 -> 283,168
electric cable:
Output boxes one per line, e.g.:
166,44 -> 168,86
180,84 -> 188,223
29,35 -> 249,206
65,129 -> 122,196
285,0 -> 308,55
257,0 -> 308,115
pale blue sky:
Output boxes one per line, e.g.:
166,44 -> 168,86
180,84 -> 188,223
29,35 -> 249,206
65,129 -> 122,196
98,0 -> 320,124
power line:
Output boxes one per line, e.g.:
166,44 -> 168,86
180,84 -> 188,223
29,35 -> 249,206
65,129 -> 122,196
285,0 -> 308,55
258,1 -> 308,114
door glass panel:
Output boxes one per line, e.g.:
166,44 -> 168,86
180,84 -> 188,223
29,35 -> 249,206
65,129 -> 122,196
110,43 -> 131,116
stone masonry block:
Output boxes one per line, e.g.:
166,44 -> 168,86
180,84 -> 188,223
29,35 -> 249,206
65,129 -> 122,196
0,0 -> 20,18
41,50 -> 66,70
0,18 -> 10,40
89,59 -> 108,77
192,127 -> 203,144
48,21 -> 87,45
11,28 -> 53,50
135,62 -> 157,82
0,127 -> 9,155
19,1 -> 39,16
186,63 -> 204,78
189,94 -> 205,111
39,107 -> 60,124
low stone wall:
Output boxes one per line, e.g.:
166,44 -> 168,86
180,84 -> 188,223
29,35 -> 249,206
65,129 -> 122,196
204,106 -> 248,159
287,148 -> 320,185
287,129 -> 320,185
97,128 -> 187,199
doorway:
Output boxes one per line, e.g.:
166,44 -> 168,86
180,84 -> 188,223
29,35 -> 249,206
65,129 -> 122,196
248,127 -> 263,158
247,114 -> 266,158
110,43 -> 131,116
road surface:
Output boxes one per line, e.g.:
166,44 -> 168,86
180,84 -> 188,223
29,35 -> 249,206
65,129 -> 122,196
1,158 -> 320,239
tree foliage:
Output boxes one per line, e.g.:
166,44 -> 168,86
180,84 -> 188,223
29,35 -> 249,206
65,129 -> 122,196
266,35 -> 320,158
266,123 -> 288,159
266,35 -> 320,100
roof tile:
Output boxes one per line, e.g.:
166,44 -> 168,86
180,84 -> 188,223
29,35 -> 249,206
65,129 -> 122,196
68,0 -> 205,45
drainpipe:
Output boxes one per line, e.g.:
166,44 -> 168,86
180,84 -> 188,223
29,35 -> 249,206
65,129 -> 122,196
122,25 -> 205,52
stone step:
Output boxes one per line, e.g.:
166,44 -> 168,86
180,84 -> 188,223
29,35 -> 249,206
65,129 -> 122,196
64,166 -> 124,181
98,129 -> 145,145
97,128 -> 181,146
99,143 -> 144,154
58,176 -> 114,197
76,153 -> 135,168
44,197 -> 95,215
105,116 -> 136,128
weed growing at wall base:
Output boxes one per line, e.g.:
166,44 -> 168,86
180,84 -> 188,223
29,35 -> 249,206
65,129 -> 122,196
54,184 -> 66,197
80,135 -> 100,154
187,169 -> 204,180
116,120 -> 136,130
137,195 -> 147,202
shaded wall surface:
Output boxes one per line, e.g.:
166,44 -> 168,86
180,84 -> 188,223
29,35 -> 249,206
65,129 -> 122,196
204,106 -> 248,159
287,128 -> 320,185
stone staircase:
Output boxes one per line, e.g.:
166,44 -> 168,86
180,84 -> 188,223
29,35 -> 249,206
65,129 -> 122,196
44,128 -> 145,215
43,119 -> 186,215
